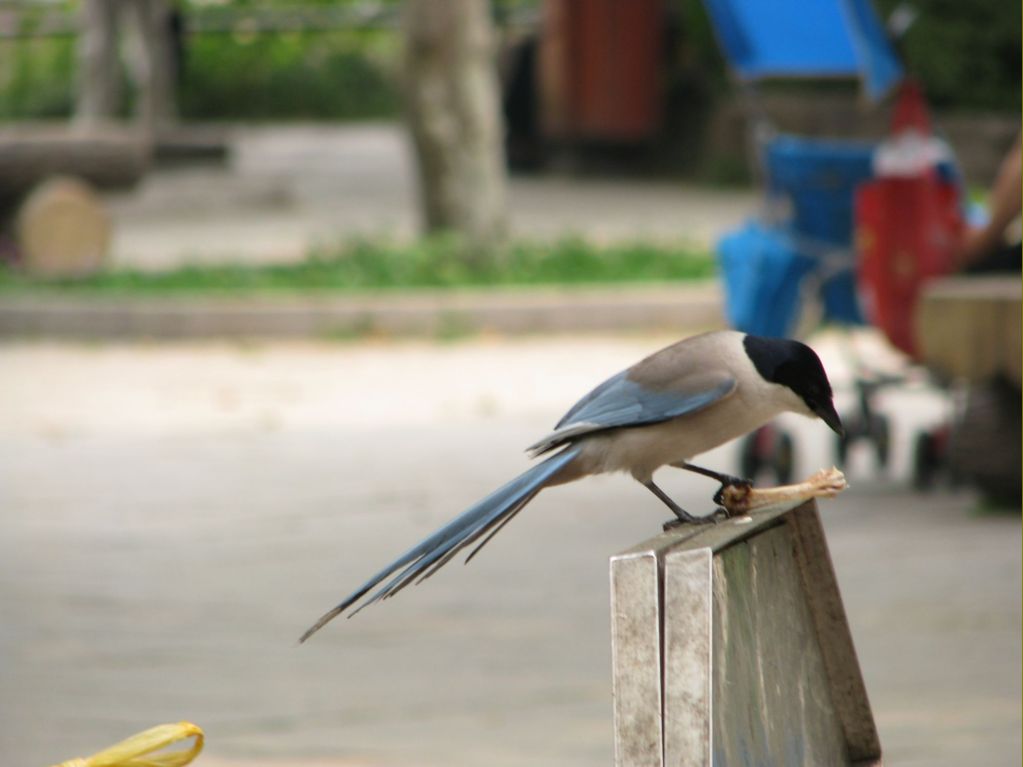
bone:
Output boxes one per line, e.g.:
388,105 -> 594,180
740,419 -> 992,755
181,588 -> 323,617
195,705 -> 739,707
721,467 -> 848,515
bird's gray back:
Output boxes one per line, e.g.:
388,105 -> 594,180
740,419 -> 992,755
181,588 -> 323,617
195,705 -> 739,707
527,331 -> 740,456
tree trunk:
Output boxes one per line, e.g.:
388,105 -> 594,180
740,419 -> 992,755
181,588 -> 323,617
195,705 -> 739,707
125,0 -> 179,132
75,0 -> 178,134
401,0 -> 508,259
76,0 -> 122,125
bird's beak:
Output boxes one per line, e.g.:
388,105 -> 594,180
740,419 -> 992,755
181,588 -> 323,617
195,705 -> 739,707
815,401 -> 844,437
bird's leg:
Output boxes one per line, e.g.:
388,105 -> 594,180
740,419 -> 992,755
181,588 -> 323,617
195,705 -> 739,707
671,462 -> 753,507
672,461 -> 750,488
642,479 -> 716,530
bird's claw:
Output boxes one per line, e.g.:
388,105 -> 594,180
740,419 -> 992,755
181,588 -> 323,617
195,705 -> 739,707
712,477 -> 754,506
662,513 -> 718,532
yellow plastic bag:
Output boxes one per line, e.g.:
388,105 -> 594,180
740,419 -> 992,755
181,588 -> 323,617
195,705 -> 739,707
51,721 -> 204,767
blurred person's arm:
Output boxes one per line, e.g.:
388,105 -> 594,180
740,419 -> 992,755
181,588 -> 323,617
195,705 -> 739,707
956,132 -> 1022,269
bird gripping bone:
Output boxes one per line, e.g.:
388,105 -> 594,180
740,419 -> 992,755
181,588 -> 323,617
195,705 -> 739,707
720,467 -> 848,515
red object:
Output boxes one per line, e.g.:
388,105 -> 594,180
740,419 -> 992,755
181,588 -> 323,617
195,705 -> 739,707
854,80 -> 963,358
539,0 -> 663,141
890,79 -> 931,134
856,175 -> 962,357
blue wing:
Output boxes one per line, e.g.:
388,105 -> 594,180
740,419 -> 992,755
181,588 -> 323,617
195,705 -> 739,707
527,369 -> 736,456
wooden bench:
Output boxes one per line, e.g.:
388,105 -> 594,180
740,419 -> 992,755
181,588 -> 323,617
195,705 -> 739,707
915,274 -> 1022,387
914,275 -> 1021,502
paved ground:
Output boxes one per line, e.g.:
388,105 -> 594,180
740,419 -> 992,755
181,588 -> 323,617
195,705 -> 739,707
3,125 -> 1018,765
1,335 -> 1019,767
104,124 -> 756,270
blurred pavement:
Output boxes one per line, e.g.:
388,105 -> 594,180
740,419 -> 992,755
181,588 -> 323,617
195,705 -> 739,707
105,124 -> 756,270
1,334 -> 1019,767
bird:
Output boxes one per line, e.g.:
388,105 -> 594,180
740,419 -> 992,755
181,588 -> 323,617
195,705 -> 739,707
300,330 -> 842,642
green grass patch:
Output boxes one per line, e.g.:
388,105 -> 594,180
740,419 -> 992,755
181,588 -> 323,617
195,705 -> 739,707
0,237 -> 715,295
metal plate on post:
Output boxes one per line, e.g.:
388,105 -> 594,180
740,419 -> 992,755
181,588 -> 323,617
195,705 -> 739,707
610,545 -> 662,765
663,548 -> 712,767
610,524 -> 708,766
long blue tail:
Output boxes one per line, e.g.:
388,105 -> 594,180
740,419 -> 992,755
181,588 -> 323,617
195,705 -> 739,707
299,445 -> 581,642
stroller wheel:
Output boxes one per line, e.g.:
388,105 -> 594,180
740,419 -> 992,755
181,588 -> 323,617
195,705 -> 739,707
740,429 -> 767,482
871,414 -> 891,470
771,430 -> 795,485
912,431 -> 940,491
740,426 -> 795,485
835,415 -> 860,467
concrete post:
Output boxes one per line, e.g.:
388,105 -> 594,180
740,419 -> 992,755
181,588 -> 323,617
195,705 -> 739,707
610,499 -> 881,766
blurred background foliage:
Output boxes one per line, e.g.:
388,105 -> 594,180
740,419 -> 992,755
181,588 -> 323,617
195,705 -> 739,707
873,0 -> 1021,112
180,26 -> 398,119
0,0 -> 1018,123
0,0 -> 408,120
0,24 -> 76,119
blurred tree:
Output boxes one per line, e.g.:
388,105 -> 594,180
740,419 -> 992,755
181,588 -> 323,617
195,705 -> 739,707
76,0 -> 180,131
401,0 -> 508,259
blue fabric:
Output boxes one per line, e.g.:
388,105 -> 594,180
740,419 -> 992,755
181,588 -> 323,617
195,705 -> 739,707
840,0 -> 904,100
765,136 -> 876,244
701,0 -> 902,100
716,220 -> 865,335
821,271 -> 865,324
717,221 -> 815,337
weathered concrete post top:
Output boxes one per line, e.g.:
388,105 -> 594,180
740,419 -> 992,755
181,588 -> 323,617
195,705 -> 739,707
610,497 -> 880,767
